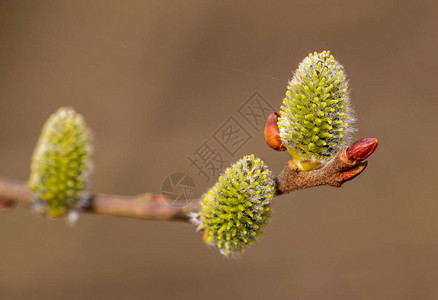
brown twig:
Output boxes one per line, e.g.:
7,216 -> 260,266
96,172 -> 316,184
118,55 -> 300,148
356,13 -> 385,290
0,138 -> 377,221
0,178 -> 200,222
276,138 -> 378,194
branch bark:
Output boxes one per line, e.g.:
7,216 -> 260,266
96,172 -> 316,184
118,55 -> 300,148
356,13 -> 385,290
0,178 -> 200,222
276,138 -> 378,194
276,148 -> 364,194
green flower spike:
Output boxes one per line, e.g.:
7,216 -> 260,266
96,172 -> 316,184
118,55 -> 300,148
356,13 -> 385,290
278,50 -> 355,171
28,107 -> 93,218
194,155 -> 276,257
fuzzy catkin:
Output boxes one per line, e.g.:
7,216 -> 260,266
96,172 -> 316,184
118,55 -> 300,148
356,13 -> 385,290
278,51 -> 355,165
28,107 -> 92,218
195,155 -> 275,256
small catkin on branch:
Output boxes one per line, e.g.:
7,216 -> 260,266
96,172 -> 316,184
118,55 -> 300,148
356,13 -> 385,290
0,137 -> 377,222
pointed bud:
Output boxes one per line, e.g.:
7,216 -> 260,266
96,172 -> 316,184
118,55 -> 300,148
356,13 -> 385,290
346,138 -> 378,161
340,162 -> 367,182
264,112 -> 286,151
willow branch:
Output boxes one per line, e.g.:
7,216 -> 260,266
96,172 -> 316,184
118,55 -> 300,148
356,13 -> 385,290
0,179 -> 200,222
0,138 -> 377,221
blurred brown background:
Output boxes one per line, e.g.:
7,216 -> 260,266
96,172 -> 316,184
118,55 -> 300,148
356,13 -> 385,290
0,0 -> 437,299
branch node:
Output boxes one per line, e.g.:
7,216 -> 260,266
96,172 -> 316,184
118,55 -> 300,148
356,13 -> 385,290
276,138 -> 377,195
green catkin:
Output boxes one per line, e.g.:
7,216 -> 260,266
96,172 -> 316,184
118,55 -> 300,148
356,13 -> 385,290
193,155 -> 276,257
28,107 -> 92,218
278,51 -> 355,170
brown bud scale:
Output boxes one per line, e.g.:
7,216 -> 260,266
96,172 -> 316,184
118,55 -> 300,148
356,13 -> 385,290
264,112 -> 286,151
